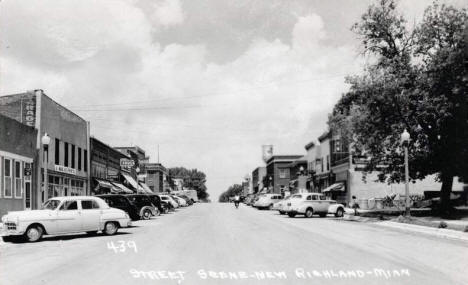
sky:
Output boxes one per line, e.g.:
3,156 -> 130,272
1,0 -> 466,200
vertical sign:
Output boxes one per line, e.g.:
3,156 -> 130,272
22,95 -> 36,127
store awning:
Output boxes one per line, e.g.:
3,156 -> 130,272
139,182 -> 153,194
111,182 -> 134,194
121,173 -> 139,190
96,179 -> 114,189
322,182 -> 345,193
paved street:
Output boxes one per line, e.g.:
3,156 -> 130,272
1,203 -> 467,285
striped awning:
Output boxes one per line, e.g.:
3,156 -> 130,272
322,182 -> 345,193
111,182 -> 134,194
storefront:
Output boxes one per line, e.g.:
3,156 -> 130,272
42,167 -> 87,201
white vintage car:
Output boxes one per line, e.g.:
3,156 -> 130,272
272,196 -> 292,215
254,194 -> 283,210
0,196 -> 131,242
285,193 -> 345,218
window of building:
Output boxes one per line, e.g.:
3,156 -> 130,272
84,150 -> 88,172
71,144 -> 75,169
15,161 -> 22,198
4,158 -> 12,197
64,142 -> 69,167
55,138 -> 60,165
326,155 -> 330,171
78,147 -> 82,171
278,169 -> 288,179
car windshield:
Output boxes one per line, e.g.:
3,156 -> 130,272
291,194 -> 302,199
42,199 -> 61,210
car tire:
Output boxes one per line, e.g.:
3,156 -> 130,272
268,204 -> 273,210
86,231 -> 98,236
287,212 -> 296,218
279,211 -> 284,215
153,208 -> 160,216
25,225 -> 43,242
103,222 -> 119,235
142,209 -> 152,220
305,208 -> 314,218
335,208 -> 344,217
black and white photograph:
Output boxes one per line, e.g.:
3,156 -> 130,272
0,0 -> 467,284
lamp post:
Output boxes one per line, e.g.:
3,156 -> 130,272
41,133 -> 51,202
269,176 -> 273,193
401,129 -> 411,216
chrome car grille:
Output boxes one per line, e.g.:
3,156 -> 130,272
5,222 -> 17,230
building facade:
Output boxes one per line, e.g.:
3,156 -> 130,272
265,155 -> 303,194
252,167 -> 266,194
0,114 -> 37,217
0,90 -> 90,209
141,162 -> 167,192
314,131 -> 332,192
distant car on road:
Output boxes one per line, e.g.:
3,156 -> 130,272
171,195 -> 187,207
285,193 -> 345,218
96,194 -> 140,221
159,194 -> 179,209
253,194 -> 283,210
0,196 -> 131,242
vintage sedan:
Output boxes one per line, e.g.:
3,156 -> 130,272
0,196 -> 131,242
285,193 -> 345,218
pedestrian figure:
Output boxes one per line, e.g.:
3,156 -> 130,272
351,195 -> 360,216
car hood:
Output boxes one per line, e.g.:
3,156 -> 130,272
3,210 -> 55,222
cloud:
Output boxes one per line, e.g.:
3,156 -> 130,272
152,0 -> 185,27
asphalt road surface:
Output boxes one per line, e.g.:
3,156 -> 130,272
1,203 -> 467,285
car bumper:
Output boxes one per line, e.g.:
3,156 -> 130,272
0,223 -> 24,236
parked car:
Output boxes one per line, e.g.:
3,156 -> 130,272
96,194 -> 140,221
159,194 -> 179,209
125,194 -> 158,219
178,195 -> 193,206
171,190 -> 198,203
273,196 -> 292,215
171,195 -> 187,207
144,194 -> 165,214
0,196 -> 131,242
254,194 -> 283,210
285,193 -> 345,218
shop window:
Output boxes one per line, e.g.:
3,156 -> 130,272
55,138 -> 60,165
64,142 -> 69,167
279,169 -> 288,179
71,145 -> 75,169
84,150 -> 88,172
4,158 -> 12,197
78,148 -> 82,171
15,161 -> 22,198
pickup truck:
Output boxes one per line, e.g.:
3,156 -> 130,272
284,193 -> 345,218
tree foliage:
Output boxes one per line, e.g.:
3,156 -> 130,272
167,167 -> 210,201
218,184 -> 243,203
329,0 -> 468,215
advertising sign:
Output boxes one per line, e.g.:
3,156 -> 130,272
54,165 -> 77,175
21,96 -> 36,127
120,158 -> 135,170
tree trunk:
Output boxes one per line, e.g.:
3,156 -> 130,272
439,172 -> 454,217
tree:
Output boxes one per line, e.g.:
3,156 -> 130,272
329,0 -> 468,216
218,184 -> 244,203
167,167 -> 210,201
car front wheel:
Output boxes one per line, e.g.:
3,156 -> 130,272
103,222 -> 119,235
335,208 -> 344,217
25,225 -> 43,242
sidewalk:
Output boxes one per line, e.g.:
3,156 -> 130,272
342,208 -> 468,242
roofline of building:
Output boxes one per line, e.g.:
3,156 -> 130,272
318,130 -> 331,142
304,141 -> 315,150
266,155 -> 303,164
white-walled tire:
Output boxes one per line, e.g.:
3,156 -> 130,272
103,222 -> 118,235
335,208 -> 344,217
25,225 -> 43,242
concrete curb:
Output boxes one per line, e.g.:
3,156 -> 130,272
373,221 -> 468,242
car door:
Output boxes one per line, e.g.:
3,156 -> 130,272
313,195 -> 327,212
56,200 -> 82,233
80,200 -> 101,231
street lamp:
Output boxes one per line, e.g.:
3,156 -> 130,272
41,133 -> 51,202
401,129 -> 411,216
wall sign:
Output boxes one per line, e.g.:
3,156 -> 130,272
21,96 -> 36,127
54,165 -> 77,175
